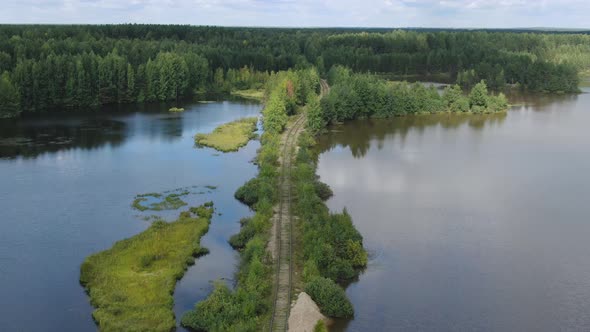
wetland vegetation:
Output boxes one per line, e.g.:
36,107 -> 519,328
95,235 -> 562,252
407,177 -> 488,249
79,203 -> 214,332
231,89 -> 265,101
195,117 -> 258,152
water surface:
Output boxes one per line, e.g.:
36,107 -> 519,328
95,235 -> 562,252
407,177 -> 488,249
0,101 -> 260,331
317,90 -> 590,331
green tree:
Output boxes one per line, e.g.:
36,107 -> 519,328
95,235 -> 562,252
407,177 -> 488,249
469,80 -> 489,109
306,93 -> 324,135
126,63 -> 135,102
443,84 -> 469,112
0,72 -> 21,118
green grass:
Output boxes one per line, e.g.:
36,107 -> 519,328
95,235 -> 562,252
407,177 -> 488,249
168,107 -> 185,112
80,203 -> 214,332
195,117 -> 258,152
231,89 -> 265,101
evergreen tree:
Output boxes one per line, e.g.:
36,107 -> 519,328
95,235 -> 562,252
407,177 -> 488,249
0,72 -> 21,118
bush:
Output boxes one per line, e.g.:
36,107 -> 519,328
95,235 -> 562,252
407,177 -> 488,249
229,219 -> 256,249
235,178 -> 260,207
314,180 -> 333,201
305,277 -> 353,318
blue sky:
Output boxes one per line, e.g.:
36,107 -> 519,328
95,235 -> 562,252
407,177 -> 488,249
1,0 -> 587,29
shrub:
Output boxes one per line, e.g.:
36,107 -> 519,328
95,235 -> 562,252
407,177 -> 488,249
314,180 -> 333,201
235,178 -> 260,207
305,277 -> 354,318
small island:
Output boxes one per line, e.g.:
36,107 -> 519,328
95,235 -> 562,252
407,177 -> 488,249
79,203 -> 214,332
195,117 -> 258,152
169,107 -> 185,112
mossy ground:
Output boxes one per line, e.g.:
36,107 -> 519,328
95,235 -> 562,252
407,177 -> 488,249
80,204 -> 214,332
195,117 -> 258,152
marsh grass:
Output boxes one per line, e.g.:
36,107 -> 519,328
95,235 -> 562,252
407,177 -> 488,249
80,204 -> 214,332
231,89 -> 265,101
195,117 -> 258,152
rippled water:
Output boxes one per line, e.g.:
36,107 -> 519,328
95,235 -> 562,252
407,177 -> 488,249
0,101 -> 260,331
317,89 -> 590,331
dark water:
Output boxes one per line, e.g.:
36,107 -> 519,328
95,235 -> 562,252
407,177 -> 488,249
317,89 -> 590,331
0,101 -> 261,331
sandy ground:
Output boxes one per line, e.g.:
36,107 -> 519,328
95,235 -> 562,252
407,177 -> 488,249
288,292 -> 327,332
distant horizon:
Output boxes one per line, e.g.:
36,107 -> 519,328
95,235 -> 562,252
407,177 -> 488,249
1,23 -> 588,32
2,0 -> 587,30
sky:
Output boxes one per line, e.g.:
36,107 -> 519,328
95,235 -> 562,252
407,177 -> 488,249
1,0 -> 588,29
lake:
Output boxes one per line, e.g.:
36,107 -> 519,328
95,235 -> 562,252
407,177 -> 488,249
0,101 -> 261,331
317,89 -> 590,331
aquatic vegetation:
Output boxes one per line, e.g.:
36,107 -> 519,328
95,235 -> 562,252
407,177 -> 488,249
195,117 -> 258,152
132,189 -> 197,212
80,204 -> 214,332
168,107 -> 185,112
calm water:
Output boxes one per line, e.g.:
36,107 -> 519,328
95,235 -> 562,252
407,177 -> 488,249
0,101 -> 261,331
317,89 -> 590,331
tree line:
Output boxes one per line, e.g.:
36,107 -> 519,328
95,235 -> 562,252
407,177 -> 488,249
1,25 -> 588,117
311,66 -> 507,129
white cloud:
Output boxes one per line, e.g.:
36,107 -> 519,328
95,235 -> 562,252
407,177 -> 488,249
0,0 -> 588,28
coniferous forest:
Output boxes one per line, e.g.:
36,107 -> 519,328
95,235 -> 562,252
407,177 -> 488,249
0,25 -> 588,118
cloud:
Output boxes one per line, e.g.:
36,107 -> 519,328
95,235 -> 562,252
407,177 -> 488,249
0,0 -> 588,28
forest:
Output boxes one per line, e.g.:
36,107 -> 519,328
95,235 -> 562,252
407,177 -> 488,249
314,66 -> 508,127
0,25 -> 589,117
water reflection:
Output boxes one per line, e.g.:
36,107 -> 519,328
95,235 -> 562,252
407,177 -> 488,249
0,100 -> 261,331
317,113 -> 507,159
316,89 -> 590,331
0,118 -> 127,159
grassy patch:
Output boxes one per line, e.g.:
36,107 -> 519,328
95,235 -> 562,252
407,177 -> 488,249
231,89 -> 265,101
80,203 -> 214,332
195,117 -> 258,152
169,107 -> 185,112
